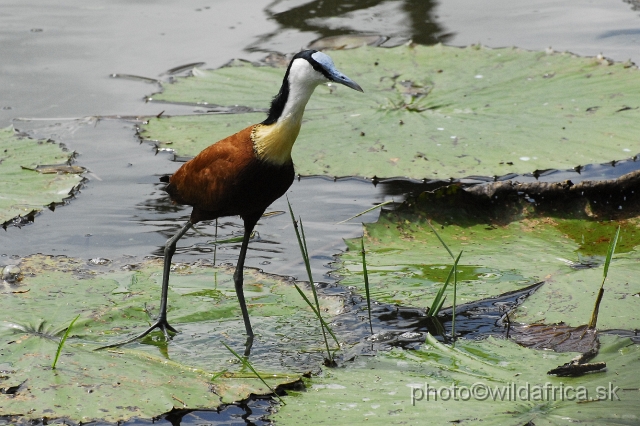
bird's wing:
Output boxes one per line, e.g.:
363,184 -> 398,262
166,125 -> 256,211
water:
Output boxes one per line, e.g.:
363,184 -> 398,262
0,118 -> 389,280
1,0 -> 640,424
2,0 -> 639,274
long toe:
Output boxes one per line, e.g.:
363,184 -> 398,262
95,319 -> 179,350
161,325 -> 172,341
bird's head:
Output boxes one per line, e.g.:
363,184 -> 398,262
262,50 -> 363,126
251,50 -> 363,165
289,50 -> 364,93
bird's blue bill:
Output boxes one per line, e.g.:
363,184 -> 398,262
312,51 -> 364,92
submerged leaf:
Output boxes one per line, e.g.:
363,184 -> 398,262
511,323 -> 598,353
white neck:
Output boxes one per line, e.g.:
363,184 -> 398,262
279,60 -> 325,125
252,59 -> 327,165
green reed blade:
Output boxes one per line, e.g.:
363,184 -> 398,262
287,198 -> 338,361
293,283 -> 340,348
336,200 -> 393,224
361,238 -> 373,334
426,220 -> 454,259
51,314 -> 80,369
588,226 -> 620,329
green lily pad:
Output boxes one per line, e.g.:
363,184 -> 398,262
512,256 -> 640,329
143,44 -> 640,179
0,127 -> 83,224
338,210 -> 575,307
336,191 -> 640,329
272,334 -> 640,425
1,335 -> 222,422
0,255 -> 341,421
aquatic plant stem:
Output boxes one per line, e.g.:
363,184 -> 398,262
588,226 -> 620,329
299,217 -> 333,362
287,198 -> 338,362
213,218 -> 218,265
452,256 -> 458,346
293,283 -> 340,347
428,251 -> 463,317
52,314 -> 80,369
360,237 -> 374,335
336,200 -> 394,224
427,220 -> 460,345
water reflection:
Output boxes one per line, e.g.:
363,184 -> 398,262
3,399 -> 277,426
250,0 -> 453,52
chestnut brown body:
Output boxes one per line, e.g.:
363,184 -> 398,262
166,125 -> 295,224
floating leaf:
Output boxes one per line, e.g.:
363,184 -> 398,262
336,192 -> 640,330
0,127 -> 83,224
337,210 -> 576,307
512,256 -> 640,329
143,44 -> 640,179
272,334 -> 640,424
0,255 -> 341,421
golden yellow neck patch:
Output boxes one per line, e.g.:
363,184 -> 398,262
252,114 -> 302,165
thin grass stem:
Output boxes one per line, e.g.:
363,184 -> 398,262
360,238 -> 374,334
287,198 -> 338,362
293,283 -> 340,347
588,226 -> 620,329
426,220 -> 461,345
452,253 -> 458,346
298,218 -> 333,362
427,251 -> 462,317
426,220 -> 454,259
211,369 -> 227,381
428,263 -> 454,317
51,314 -> 80,369
336,200 -> 394,224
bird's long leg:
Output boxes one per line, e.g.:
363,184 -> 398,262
234,215 -> 260,355
96,221 -> 193,350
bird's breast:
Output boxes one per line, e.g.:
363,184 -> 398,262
251,114 -> 302,165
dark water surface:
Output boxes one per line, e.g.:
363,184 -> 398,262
2,0 -> 640,424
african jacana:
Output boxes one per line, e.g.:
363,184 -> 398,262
101,50 -> 362,351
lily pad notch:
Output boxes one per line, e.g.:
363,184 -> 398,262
0,126 -> 85,228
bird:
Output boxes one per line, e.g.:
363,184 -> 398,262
99,50 -> 363,352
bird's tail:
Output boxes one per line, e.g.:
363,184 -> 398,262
160,174 -> 179,203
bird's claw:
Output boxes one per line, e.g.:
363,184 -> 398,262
95,318 -> 178,350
